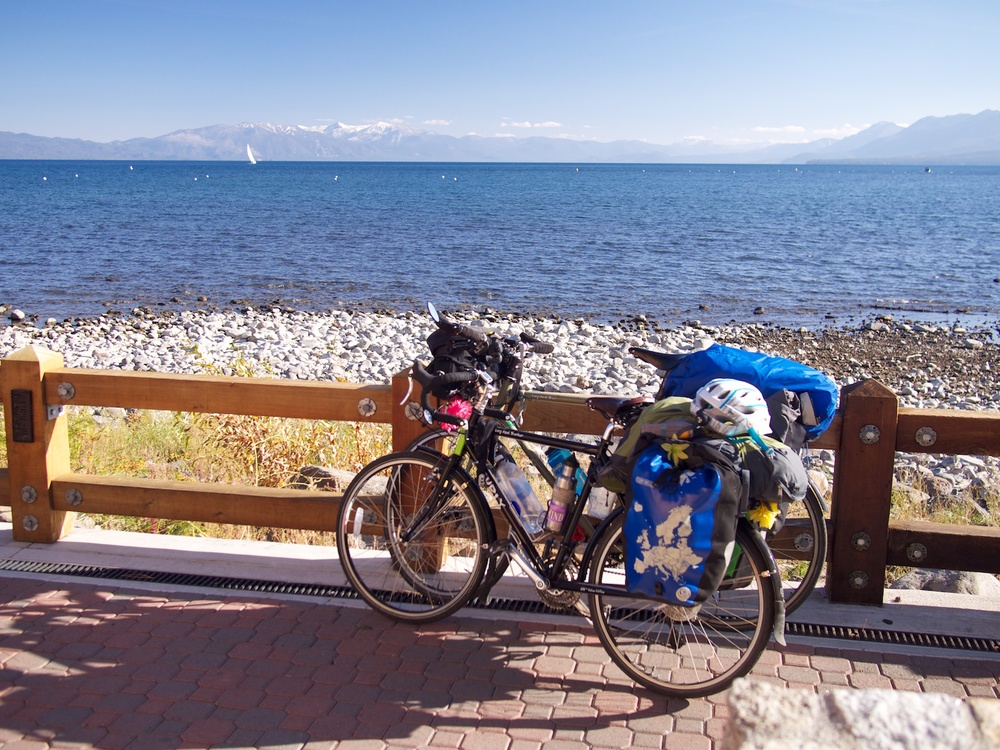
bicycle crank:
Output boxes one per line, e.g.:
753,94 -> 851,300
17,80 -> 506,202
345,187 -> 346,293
537,561 -> 582,611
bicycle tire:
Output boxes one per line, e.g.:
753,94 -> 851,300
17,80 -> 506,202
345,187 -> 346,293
587,514 -> 776,698
336,451 -> 492,623
765,480 -> 827,616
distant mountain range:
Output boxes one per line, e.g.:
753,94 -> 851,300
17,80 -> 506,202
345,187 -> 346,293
3,110 -> 999,164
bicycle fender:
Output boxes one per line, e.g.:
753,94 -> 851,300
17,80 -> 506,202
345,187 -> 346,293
738,517 -> 786,646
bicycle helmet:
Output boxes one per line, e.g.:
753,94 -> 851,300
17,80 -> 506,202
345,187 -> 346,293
691,378 -> 772,438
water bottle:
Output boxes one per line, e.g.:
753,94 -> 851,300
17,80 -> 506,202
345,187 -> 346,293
494,458 -> 546,537
546,448 -> 586,496
546,453 -> 579,532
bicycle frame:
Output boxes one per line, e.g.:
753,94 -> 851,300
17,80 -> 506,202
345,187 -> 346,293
414,410 -> 785,631
336,303 -> 793,699
414,410 -> 629,600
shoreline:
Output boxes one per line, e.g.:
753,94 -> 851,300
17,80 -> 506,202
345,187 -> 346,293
3,303 -> 999,504
3,291 -> 999,338
2,303 -> 998,405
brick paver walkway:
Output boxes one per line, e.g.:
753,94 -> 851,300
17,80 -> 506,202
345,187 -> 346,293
0,575 -> 997,749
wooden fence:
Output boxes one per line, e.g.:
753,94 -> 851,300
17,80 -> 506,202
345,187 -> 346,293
2,343 -> 999,606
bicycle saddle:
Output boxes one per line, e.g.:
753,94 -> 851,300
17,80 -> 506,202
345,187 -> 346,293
586,395 -> 653,422
629,347 -> 689,373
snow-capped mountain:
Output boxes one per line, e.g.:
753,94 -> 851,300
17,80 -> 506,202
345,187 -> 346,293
2,111 -> 999,163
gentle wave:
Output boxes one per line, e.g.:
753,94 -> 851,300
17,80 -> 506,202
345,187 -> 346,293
2,161 -> 999,328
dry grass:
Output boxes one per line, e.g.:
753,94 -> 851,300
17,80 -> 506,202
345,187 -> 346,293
185,411 -> 390,487
43,351 -> 394,541
63,405 -> 390,540
884,472 -> 1000,585
890,471 -> 999,527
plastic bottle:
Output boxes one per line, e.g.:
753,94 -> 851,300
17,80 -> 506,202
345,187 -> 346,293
584,485 -> 616,520
494,458 -> 546,537
547,447 -> 616,520
546,454 -> 579,532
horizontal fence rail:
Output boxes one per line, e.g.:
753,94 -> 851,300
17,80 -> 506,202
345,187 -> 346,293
2,343 -> 999,605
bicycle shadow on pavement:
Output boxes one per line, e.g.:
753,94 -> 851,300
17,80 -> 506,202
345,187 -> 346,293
0,576 -> 706,749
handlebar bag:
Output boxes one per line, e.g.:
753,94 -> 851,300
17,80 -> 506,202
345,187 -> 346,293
655,344 -> 839,442
625,441 -> 742,607
424,331 -> 481,399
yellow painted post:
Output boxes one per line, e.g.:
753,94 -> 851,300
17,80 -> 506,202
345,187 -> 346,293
0,346 -> 75,542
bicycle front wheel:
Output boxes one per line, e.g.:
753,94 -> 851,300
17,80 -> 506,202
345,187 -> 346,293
588,515 -> 776,698
406,427 -> 463,456
336,451 -> 492,623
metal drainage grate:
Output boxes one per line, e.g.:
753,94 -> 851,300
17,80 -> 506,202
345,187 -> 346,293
0,558 -> 361,600
784,621 -> 1000,653
3,558 -> 998,655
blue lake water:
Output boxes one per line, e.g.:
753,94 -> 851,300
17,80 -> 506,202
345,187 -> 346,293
2,160 -> 999,328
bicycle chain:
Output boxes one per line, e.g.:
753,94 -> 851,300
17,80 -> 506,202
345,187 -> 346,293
536,561 -> 581,610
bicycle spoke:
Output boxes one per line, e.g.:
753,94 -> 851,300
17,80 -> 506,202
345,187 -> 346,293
336,451 -> 491,623
589,516 -> 774,698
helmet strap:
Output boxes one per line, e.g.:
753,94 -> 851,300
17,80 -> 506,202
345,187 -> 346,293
747,426 -> 775,456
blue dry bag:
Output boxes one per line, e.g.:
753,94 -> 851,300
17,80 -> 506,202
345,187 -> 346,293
656,344 -> 839,442
625,443 -> 742,606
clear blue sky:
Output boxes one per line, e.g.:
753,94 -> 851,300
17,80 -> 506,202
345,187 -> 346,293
3,0 -> 998,146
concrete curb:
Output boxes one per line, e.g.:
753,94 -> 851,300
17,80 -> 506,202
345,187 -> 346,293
723,678 -> 1000,750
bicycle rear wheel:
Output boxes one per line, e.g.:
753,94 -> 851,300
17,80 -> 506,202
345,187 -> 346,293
765,481 -> 827,616
588,514 -> 776,698
336,451 -> 492,623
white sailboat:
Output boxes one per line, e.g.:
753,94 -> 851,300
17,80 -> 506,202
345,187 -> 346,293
246,144 -> 257,165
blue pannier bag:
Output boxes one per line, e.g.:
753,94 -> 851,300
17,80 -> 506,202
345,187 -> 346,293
625,441 -> 743,606
656,344 -> 839,442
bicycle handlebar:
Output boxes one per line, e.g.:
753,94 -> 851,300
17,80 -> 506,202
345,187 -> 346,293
521,333 -> 554,355
433,307 -> 553,354
410,359 -> 476,425
415,303 -> 555,426
433,311 -> 489,349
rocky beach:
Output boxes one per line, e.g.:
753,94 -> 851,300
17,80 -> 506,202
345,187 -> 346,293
2,304 -> 1000,504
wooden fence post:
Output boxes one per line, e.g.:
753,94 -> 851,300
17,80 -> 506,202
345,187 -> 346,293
389,366 -> 447,569
1,345 -> 75,542
827,379 -> 898,604
391,367 -> 427,451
